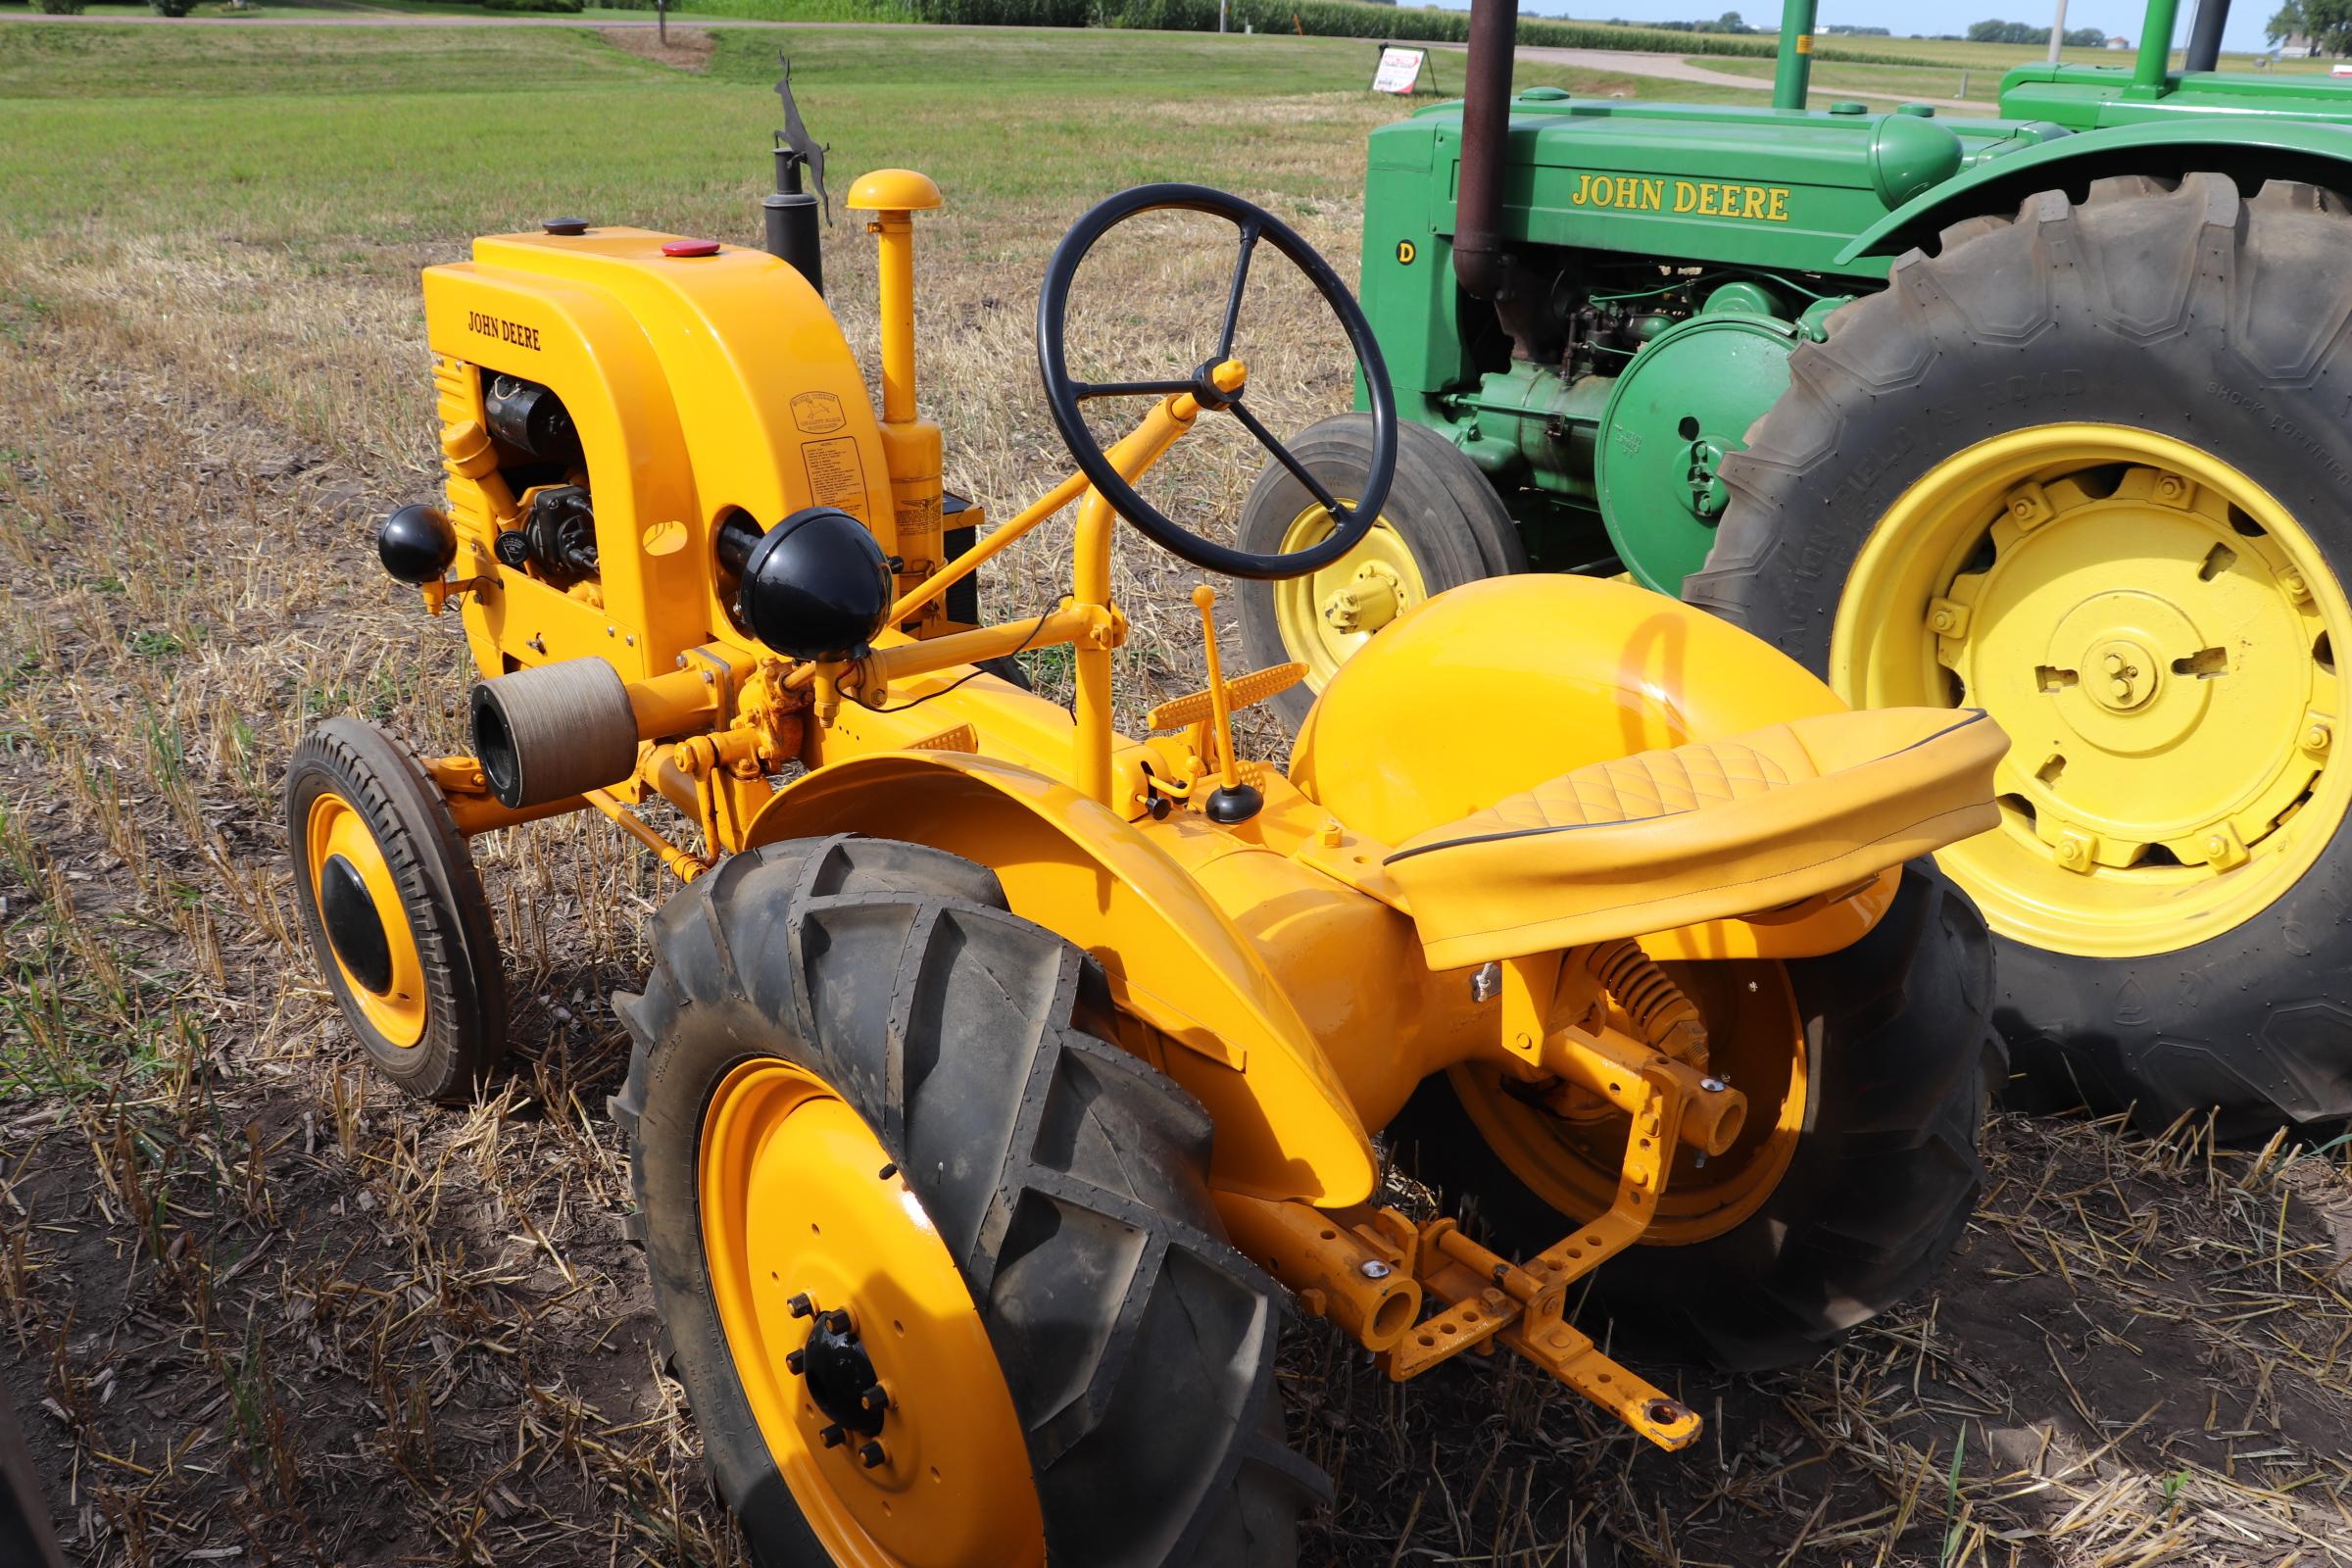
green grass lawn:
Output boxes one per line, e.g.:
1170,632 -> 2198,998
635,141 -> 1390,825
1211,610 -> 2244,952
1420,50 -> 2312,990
0,22 -> 1771,248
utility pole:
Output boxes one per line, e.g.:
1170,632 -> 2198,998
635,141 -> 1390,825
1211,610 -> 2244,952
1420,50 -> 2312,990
2047,0 -> 2067,62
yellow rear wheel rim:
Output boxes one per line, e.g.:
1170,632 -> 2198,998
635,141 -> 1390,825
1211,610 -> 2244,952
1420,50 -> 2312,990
1449,960 -> 1807,1247
1834,423 -> 2351,958
699,1058 -> 1046,1568
1274,500 -> 1432,691
304,792 -> 426,1048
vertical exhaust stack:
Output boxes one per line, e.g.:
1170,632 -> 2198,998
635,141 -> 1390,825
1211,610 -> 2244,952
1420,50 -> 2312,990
1450,0 -> 1516,306
2183,0 -> 2228,74
764,58 -> 829,295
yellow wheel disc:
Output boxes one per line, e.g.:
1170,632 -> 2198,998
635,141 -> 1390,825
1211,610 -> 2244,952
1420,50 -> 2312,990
1273,500 -> 1432,690
1448,961 -> 1808,1247
304,792 -> 427,1048
1835,423 -> 2352,958
699,1059 -> 1046,1568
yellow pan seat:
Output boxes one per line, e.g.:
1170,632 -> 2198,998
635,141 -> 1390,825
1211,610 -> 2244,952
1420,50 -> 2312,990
1383,709 -> 2007,970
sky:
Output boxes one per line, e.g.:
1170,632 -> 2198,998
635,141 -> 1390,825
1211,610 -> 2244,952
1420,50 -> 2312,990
1497,0 -> 2284,54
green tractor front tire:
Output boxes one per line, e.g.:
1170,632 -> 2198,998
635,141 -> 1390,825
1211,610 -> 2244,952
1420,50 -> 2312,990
1690,173 -> 2352,1139
1238,415 -> 1521,728
612,836 -> 1322,1568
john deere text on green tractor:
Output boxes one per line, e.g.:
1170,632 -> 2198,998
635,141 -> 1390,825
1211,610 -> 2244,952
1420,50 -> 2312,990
1236,0 -> 2352,1139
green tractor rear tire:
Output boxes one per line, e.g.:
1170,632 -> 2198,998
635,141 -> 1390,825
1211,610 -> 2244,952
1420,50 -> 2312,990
612,836 -> 1322,1568
1689,173 -> 2352,1138
1238,415 -> 1522,728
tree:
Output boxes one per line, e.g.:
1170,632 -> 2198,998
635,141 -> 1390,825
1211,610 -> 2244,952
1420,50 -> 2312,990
2062,24 -> 2105,43
1714,9 -> 1749,30
2306,0 -> 2352,51
2267,0 -> 2305,43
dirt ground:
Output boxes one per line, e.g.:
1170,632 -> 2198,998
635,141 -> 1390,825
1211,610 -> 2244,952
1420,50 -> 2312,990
6,49 -> 2352,1565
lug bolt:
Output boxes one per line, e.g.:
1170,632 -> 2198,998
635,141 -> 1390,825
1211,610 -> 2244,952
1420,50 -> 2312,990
859,1384 -> 888,1413
788,1293 -> 814,1319
2308,723 -> 2332,753
858,1441 -> 887,1469
824,1308 -> 854,1337
878,1161 -> 898,1180
819,1424 -> 847,1448
1359,1259 -> 1392,1280
786,1349 -> 806,1376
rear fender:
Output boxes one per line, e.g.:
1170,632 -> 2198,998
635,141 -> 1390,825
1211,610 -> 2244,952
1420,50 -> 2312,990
742,752 -> 1379,1206
1840,119 -> 2352,263
1289,575 -> 1899,960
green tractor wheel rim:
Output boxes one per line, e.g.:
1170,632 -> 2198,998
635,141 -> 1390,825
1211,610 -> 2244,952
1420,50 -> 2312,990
1832,422 -> 2352,959
1274,500 -> 1431,690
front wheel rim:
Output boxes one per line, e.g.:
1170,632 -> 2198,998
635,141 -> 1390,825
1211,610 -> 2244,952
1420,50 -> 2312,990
1834,423 -> 2352,959
698,1057 -> 1045,1568
1273,499 -> 1431,690
304,792 -> 426,1047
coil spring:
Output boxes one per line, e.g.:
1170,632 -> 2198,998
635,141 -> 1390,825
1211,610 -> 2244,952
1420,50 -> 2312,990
1586,939 -> 1708,1067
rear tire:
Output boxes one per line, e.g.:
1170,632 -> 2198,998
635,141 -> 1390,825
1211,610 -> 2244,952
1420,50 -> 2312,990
1690,173 -> 2352,1138
1394,863 -> 1998,1372
1238,415 -> 1522,728
612,836 -> 1321,1567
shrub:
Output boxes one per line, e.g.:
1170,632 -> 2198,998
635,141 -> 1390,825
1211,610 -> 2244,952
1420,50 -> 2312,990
38,0 -> 88,15
484,0 -> 587,12
152,0 -> 197,15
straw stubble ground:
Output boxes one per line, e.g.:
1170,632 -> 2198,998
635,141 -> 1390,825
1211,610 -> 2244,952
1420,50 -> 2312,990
7,24 -> 2352,1567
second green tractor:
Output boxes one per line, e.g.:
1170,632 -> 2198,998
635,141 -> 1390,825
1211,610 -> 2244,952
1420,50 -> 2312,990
1242,0 -> 2352,1137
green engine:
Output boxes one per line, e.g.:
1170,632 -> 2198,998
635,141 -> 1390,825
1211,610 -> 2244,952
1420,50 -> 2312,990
1356,94 -> 2061,591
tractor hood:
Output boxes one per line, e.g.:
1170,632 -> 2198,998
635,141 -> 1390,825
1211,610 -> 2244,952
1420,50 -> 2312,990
2000,61 -> 2352,130
1370,91 -> 2066,280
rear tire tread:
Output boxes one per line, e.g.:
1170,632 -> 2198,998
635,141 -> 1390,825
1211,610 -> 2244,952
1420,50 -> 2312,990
612,836 -> 1317,1567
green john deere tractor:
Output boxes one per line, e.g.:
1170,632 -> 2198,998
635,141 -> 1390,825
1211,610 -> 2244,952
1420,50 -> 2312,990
1237,0 -> 2352,1137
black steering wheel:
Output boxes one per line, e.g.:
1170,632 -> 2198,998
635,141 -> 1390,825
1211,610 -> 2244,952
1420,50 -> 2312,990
1036,183 -> 1397,582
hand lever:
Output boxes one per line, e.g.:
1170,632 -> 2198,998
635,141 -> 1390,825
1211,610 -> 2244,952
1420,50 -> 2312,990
1193,585 -> 1262,825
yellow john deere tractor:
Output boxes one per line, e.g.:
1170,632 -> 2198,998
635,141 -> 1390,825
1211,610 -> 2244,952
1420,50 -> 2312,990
287,93 -> 2009,1563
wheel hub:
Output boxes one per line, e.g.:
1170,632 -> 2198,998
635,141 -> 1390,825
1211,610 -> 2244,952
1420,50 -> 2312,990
1321,561 -> 1402,634
318,853 -> 395,995
2034,594 -> 2212,755
1832,423 -> 2352,958
303,793 -> 426,1046
794,1302 -> 889,1442
2081,633 -> 2157,712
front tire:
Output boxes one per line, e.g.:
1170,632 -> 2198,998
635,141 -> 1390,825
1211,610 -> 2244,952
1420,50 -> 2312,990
1238,415 -> 1522,728
284,717 -> 507,1101
612,836 -> 1321,1567
1690,173 -> 2352,1137
1396,864 -> 1997,1372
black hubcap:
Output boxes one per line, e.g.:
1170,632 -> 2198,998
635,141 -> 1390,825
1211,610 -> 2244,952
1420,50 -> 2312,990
318,852 -> 395,996
803,1309 -> 886,1437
